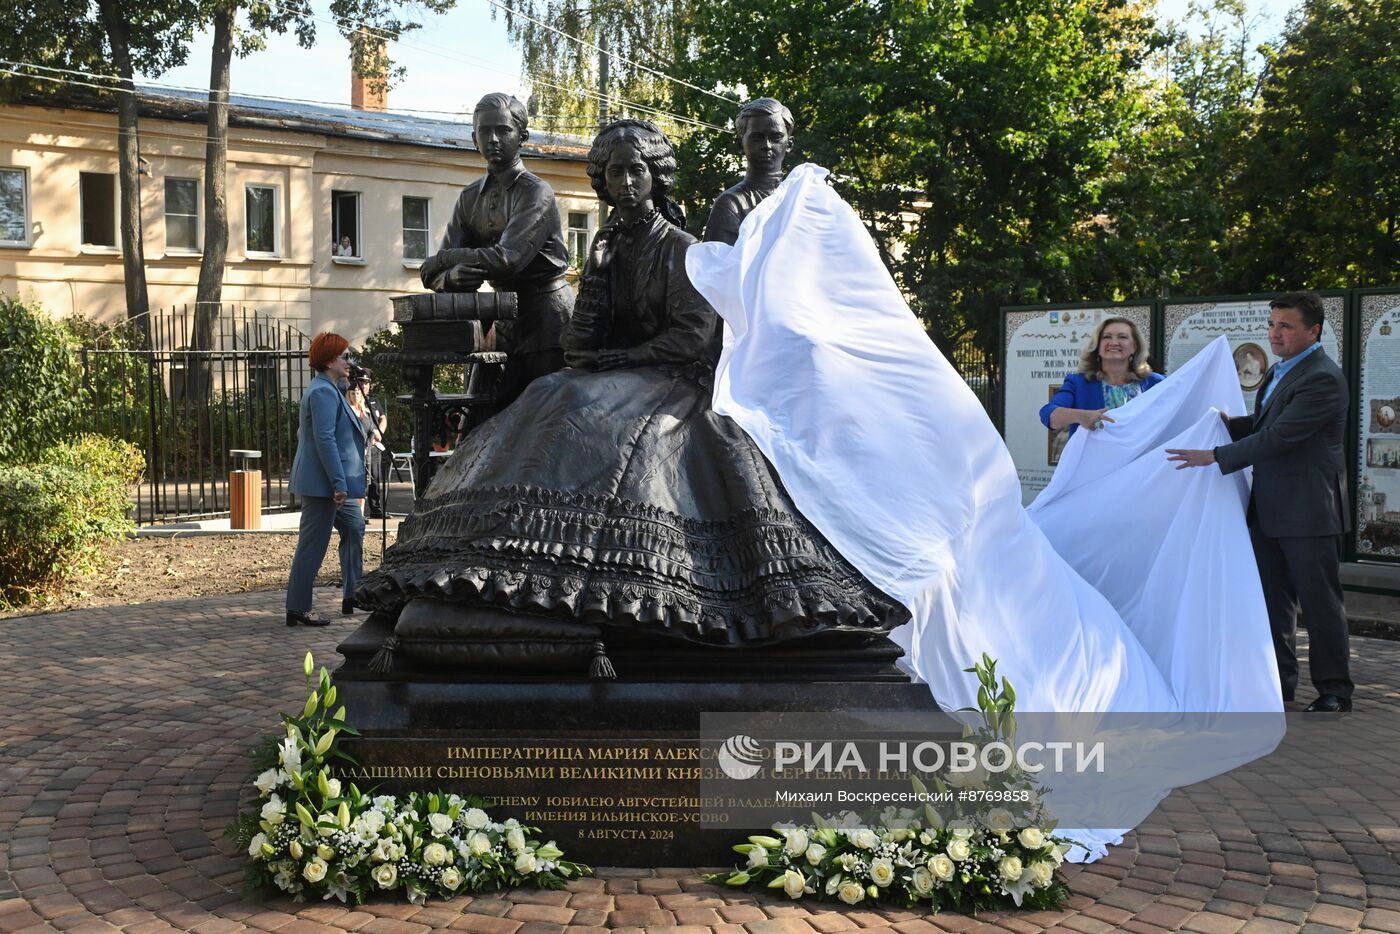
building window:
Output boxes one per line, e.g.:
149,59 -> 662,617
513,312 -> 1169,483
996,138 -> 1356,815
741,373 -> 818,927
164,178 -> 200,252
80,172 -> 117,248
567,211 -> 592,269
402,196 -> 430,262
0,167 -> 28,245
332,190 -> 361,259
245,184 -> 279,256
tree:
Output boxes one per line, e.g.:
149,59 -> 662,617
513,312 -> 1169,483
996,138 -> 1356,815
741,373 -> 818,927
1085,0 -> 1263,298
192,0 -> 455,353
669,0 -> 1162,357
4,0 -> 200,341
493,0 -> 701,134
1228,0 -> 1400,289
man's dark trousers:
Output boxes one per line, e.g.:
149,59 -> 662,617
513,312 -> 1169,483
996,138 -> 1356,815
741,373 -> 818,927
1249,528 -> 1349,699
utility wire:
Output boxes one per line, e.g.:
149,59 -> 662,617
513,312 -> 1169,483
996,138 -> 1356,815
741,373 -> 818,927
3,58 -> 723,133
478,0 -> 737,105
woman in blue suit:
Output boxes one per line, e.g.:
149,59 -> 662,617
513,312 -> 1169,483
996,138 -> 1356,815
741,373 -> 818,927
1040,317 -> 1165,436
286,332 -> 367,626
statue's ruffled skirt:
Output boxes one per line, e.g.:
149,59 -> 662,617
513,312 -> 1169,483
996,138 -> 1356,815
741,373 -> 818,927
356,366 -> 909,647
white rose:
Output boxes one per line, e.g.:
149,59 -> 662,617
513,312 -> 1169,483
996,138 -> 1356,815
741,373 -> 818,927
782,869 -> 806,900
850,829 -> 879,849
372,862 -> 398,889
998,856 -> 1023,882
869,857 -> 895,888
428,813 -> 454,836
506,827 -> 526,853
514,850 -> 537,874
302,857 -> 328,883
316,843 -> 334,861
316,813 -> 336,837
254,768 -> 280,795
441,866 -> 463,890
837,880 -> 865,905
985,808 -> 1015,835
288,839 -> 304,860
260,795 -> 286,825
463,808 -> 489,830
950,822 -> 975,839
911,866 -> 935,897
1018,827 -> 1046,850
746,846 -> 769,870
1029,860 -> 1055,888
947,839 -> 971,862
248,832 -> 269,858
325,778 -> 342,799
468,833 -> 492,856
423,842 -> 450,866
782,828 -> 809,857
929,854 -> 955,881
805,843 -> 826,866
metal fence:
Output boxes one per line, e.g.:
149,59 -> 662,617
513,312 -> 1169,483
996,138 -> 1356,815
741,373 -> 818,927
77,305 -> 309,525
950,338 -> 999,426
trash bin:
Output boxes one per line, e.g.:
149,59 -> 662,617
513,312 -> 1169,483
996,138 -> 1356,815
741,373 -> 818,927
229,449 -> 263,530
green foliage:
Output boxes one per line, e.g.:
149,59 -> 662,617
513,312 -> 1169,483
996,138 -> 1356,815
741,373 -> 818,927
1229,0 -> 1400,289
0,435 -> 141,607
0,296 -> 83,465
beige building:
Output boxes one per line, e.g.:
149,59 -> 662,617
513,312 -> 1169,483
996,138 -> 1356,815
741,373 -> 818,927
0,86 -> 597,343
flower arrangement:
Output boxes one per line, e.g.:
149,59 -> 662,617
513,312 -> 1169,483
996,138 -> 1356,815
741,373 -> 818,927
227,653 -> 588,903
710,657 -> 1073,913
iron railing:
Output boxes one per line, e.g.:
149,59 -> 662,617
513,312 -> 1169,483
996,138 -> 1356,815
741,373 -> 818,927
76,305 -> 310,525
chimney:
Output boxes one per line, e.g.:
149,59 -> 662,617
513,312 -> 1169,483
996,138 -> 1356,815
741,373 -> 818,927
350,28 -> 388,112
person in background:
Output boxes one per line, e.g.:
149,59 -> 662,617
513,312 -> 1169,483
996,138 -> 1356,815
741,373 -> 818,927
286,333 -> 367,625
335,236 -> 354,257
358,372 -> 389,518
1167,292 -> 1352,713
1040,317 -> 1165,436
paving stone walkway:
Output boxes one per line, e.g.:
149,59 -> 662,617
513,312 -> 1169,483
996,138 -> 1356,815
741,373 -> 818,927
1,590 -> 1399,933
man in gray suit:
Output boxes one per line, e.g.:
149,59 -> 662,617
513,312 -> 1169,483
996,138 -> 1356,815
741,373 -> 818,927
1168,292 -> 1352,712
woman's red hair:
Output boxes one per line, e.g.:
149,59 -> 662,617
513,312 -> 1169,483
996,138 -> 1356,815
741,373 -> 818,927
308,332 -> 349,371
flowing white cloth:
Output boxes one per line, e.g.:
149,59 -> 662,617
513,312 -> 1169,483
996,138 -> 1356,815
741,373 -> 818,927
687,164 -> 1283,860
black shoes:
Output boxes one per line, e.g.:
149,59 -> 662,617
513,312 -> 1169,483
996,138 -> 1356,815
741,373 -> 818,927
1303,694 -> 1352,713
286,610 -> 331,628
342,598 -> 356,616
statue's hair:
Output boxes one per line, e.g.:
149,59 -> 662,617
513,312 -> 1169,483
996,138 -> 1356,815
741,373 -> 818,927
473,92 -> 529,135
586,119 -> 685,227
735,97 -> 794,138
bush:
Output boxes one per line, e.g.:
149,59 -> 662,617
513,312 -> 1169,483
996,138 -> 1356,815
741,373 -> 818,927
0,434 -> 142,608
0,296 -> 83,464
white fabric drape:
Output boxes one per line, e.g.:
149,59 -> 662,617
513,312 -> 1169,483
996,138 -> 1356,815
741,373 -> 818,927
686,164 -> 1283,860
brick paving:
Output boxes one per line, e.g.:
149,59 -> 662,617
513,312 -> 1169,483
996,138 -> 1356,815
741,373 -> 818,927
1,589 -> 1399,933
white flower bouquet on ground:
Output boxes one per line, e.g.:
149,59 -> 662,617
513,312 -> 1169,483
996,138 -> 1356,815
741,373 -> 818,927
228,653 -> 588,903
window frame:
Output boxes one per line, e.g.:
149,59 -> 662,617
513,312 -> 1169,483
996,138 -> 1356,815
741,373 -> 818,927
244,183 -> 282,259
566,209 -> 593,270
331,189 -> 364,265
0,166 -> 31,248
401,195 -> 431,268
163,176 -> 202,254
79,170 -> 119,252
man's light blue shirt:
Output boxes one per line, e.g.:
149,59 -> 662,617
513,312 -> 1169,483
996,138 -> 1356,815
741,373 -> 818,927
1260,340 -> 1322,406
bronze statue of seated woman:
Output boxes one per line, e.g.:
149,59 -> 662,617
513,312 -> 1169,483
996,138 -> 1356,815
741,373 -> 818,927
354,119 -> 907,678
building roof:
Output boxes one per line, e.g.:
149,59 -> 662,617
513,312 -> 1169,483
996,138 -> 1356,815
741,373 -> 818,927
20,84 -> 592,161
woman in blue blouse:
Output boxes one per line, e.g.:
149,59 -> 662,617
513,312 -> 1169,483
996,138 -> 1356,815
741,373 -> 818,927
1040,317 -> 1164,436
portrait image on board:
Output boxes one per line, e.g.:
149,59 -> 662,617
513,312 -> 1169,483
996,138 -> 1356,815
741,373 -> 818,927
1233,342 -> 1268,392
1047,384 -> 1069,466
1357,293 -> 1400,558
